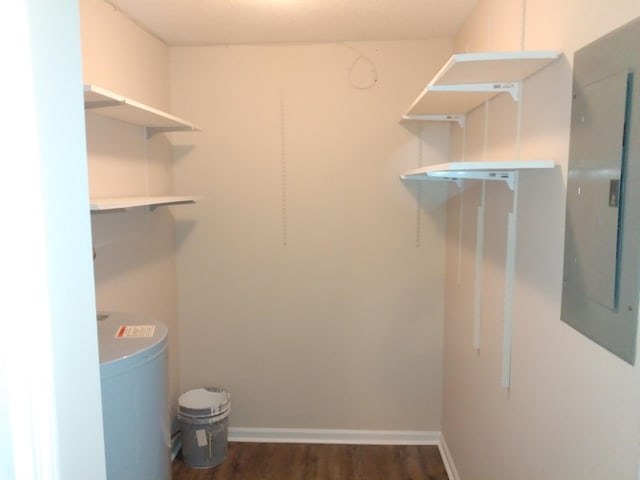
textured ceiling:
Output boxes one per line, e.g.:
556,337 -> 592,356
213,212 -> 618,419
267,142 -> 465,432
105,0 -> 477,46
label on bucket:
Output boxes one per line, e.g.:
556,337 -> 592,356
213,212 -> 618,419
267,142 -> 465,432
195,429 -> 208,447
115,325 -> 156,338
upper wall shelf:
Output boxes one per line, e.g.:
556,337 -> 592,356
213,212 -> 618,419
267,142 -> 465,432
83,85 -> 200,136
90,195 -> 197,212
402,51 -> 561,125
400,160 -> 556,190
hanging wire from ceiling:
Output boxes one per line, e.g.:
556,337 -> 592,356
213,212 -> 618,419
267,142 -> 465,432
338,43 -> 379,90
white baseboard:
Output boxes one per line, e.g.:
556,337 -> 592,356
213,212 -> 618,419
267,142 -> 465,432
227,428 -> 460,478
228,427 -> 440,446
438,433 -> 461,480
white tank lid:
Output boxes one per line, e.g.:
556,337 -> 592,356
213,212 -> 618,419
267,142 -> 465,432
97,311 -> 168,367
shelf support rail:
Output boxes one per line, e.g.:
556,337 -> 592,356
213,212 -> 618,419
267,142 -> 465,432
473,181 -> 486,351
501,171 -> 519,389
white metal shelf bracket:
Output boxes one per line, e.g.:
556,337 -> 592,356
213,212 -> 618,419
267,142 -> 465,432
503,172 -> 517,190
508,82 -> 521,102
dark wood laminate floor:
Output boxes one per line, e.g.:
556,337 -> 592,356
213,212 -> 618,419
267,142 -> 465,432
172,442 -> 449,480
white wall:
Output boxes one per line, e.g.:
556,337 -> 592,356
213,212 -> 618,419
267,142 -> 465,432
442,1 -> 640,479
1,0 -> 106,479
79,0 -> 169,109
169,40 -> 451,430
79,0 -> 183,409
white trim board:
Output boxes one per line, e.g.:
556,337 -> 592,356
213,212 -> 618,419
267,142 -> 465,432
228,427 -> 439,445
227,428 -> 460,478
221,428 -> 462,478
438,433 -> 461,480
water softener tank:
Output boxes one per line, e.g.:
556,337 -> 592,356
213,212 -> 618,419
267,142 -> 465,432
97,312 -> 170,480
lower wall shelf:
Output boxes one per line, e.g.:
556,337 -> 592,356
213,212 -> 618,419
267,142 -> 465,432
90,195 -> 198,212
400,160 -> 555,190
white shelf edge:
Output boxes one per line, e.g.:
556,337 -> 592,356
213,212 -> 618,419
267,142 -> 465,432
400,161 -> 556,190
83,85 -> 200,135
431,51 -> 561,86
90,195 -> 198,212
401,114 -> 466,127
428,82 -> 520,101
403,50 -> 561,120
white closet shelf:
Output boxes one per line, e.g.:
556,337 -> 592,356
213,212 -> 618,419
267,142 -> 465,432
83,85 -> 200,136
402,51 -> 561,123
90,195 -> 198,212
400,160 -> 556,190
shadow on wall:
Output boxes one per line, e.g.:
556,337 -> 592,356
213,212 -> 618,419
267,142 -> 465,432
444,164 -> 566,301
92,207 -> 177,283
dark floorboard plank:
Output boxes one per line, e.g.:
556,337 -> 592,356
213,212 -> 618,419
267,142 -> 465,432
172,442 -> 449,480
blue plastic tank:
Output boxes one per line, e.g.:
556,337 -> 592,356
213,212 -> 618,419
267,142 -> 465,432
97,312 -> 169,480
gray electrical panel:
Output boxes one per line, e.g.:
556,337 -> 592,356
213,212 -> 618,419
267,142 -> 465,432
561,17 -> 640,364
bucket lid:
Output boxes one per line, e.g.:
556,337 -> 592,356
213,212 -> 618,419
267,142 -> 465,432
178,387 -> 230,418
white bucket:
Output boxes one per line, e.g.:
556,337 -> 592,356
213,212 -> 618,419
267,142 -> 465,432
177,388 -> 230,469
